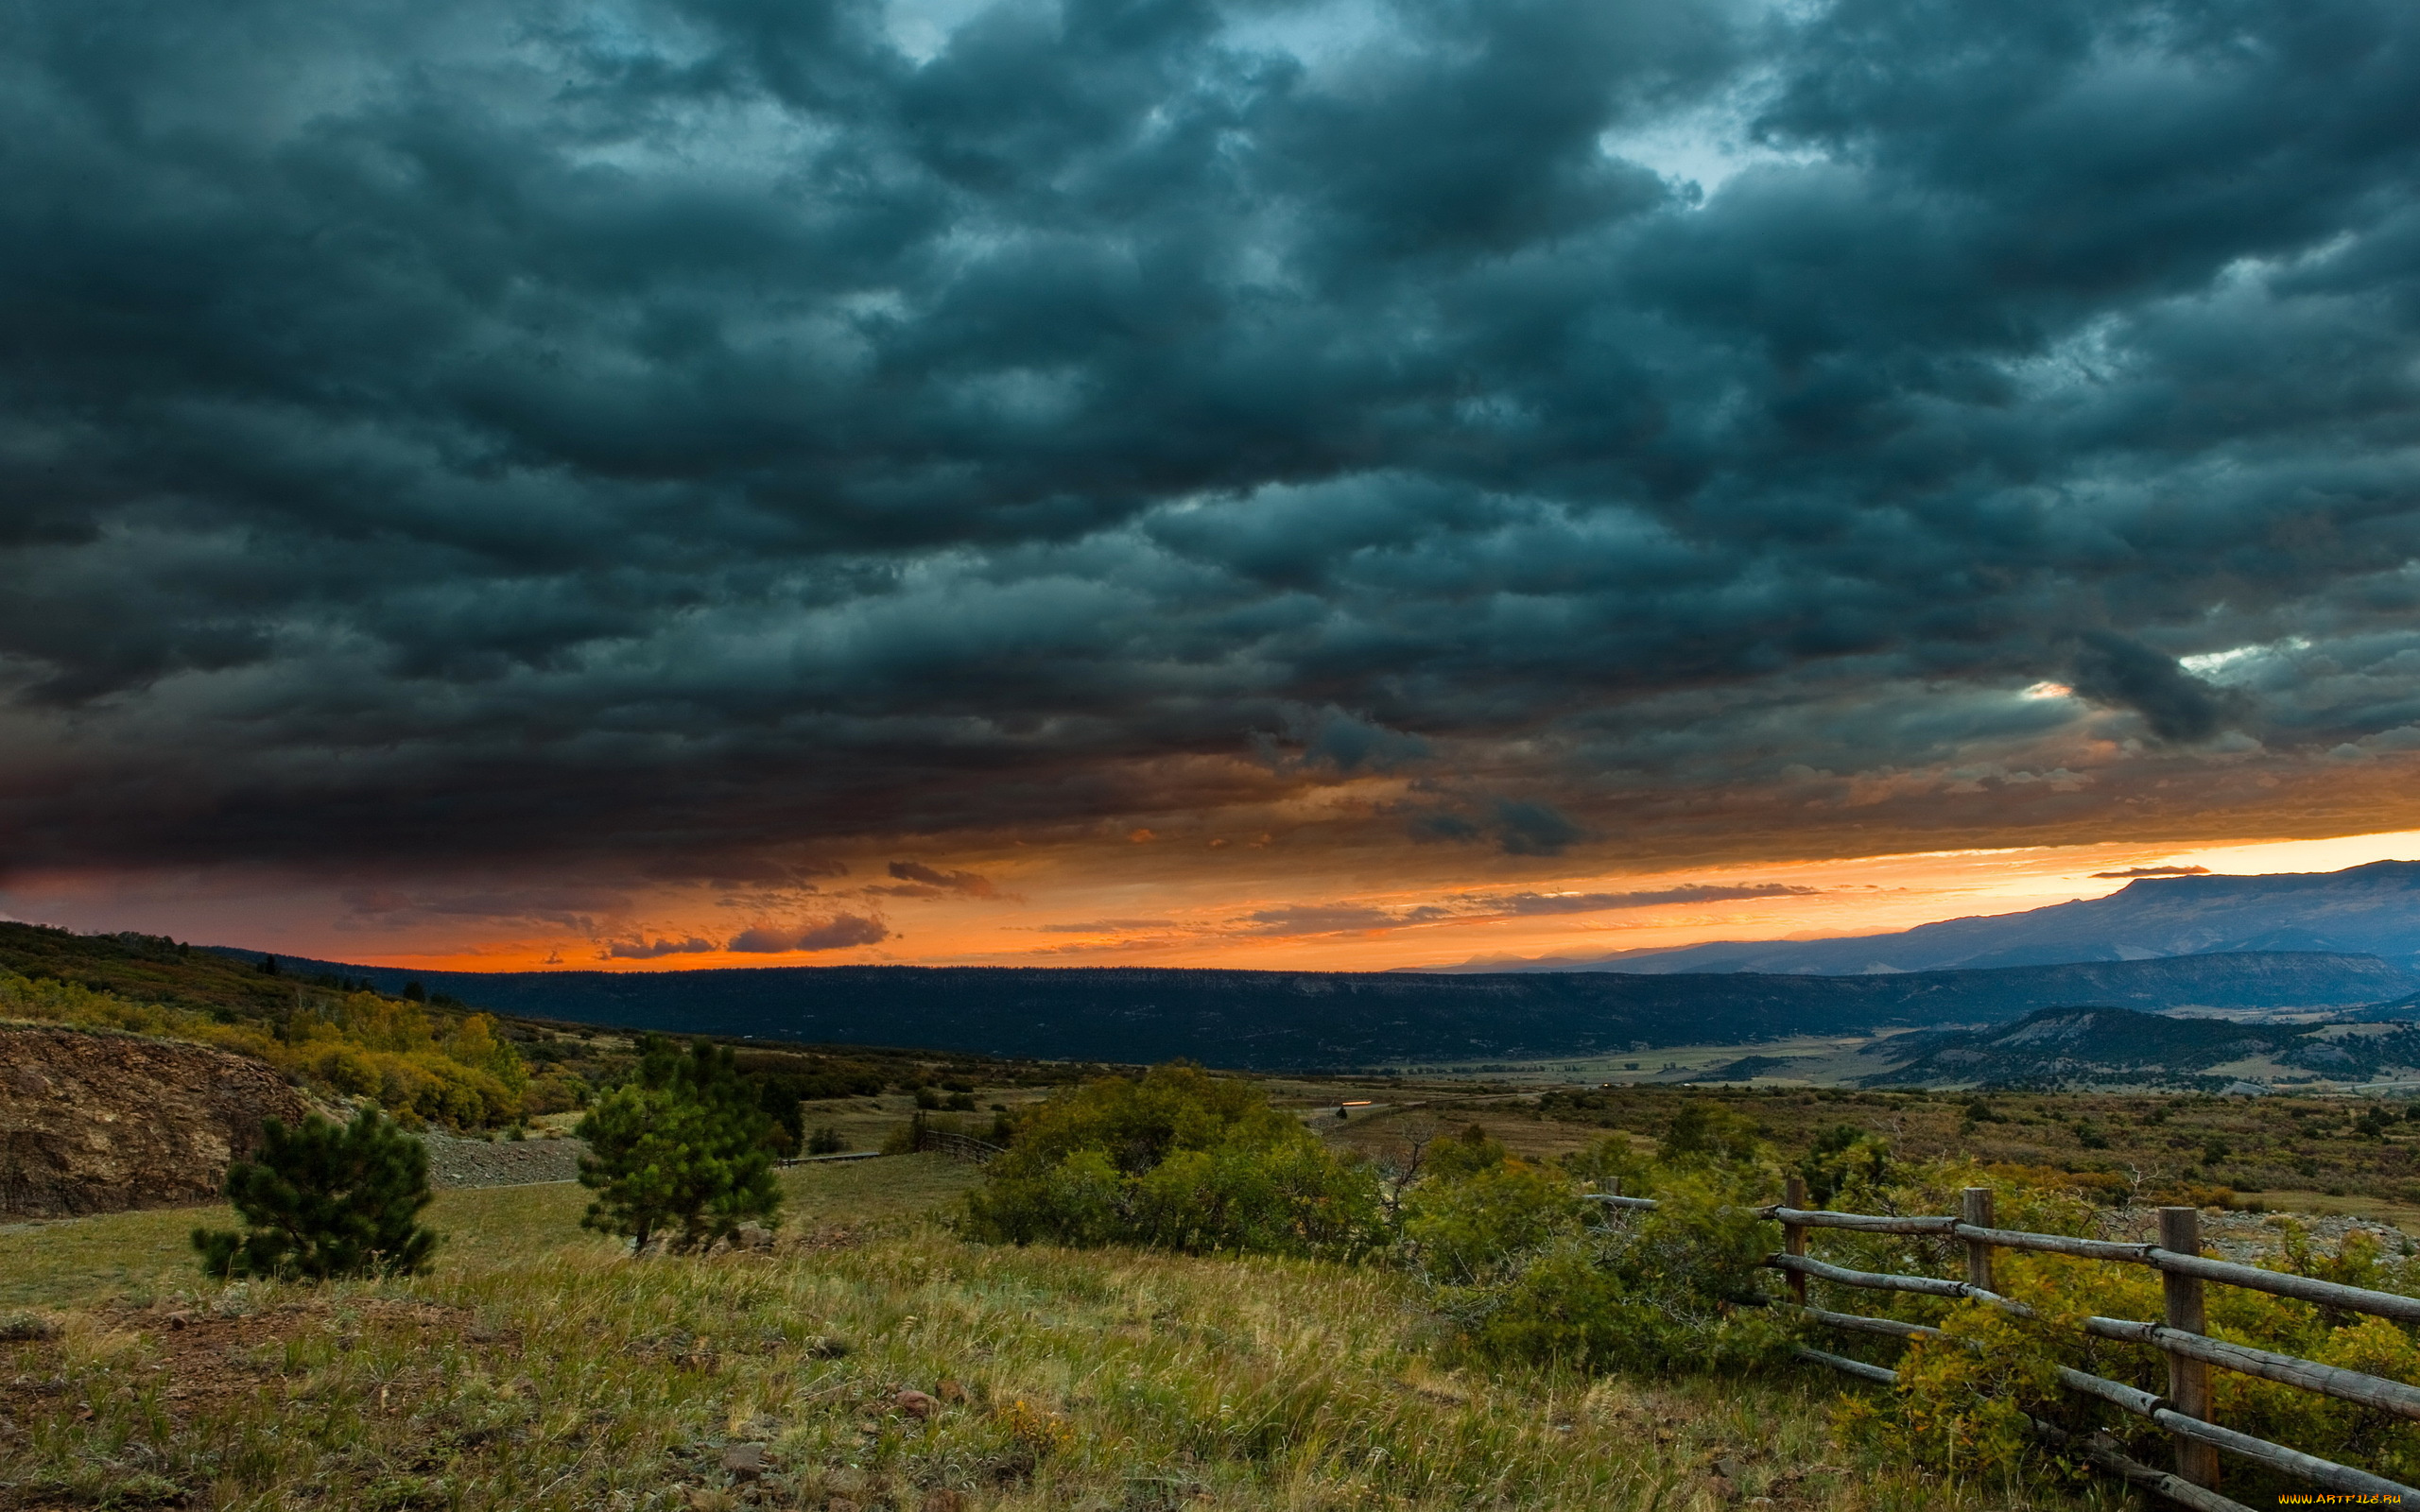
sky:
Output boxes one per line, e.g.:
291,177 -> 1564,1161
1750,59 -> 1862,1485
3,0 -> 2419,971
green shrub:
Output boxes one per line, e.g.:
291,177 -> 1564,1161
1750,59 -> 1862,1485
575,1037 -> 782,1253
1440,1168 -> 1788,1375
806,1125 -> 847,1155
192,1108 -> 438,1280
1658,1100 -> 1764,1166
1798,1123 -> 1889,1206
960,1062 -> 1386,1260
1426,1124 -> 1511,1182
1403,1162 -> 1587,1284
1560,1132 -> 1651,1194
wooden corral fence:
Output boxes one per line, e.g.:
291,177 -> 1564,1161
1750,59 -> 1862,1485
1589,1178 -> 2420,1512
912,1125 -> 1006,1163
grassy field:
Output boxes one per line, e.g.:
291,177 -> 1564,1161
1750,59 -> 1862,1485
1337,1080 -> 2420,1218
0,1157 -> 2143,1512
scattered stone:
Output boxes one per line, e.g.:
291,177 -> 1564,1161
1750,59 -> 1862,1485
0,1313 -> 60,1343
733,1224 -> 777,1252
1712,1456 -> 1748,1482
893,1389 -> 938,1418
720,1443 -> 768,1480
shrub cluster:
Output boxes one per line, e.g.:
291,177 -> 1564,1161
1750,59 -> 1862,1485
960,1062 -> 1387,1259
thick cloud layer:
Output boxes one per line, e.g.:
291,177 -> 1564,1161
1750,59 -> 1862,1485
4,0 -> 2420,914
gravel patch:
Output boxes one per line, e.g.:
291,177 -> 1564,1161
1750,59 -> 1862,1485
417,1131 -> 587,1189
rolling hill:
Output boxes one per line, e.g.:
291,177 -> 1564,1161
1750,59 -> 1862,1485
1855,1005 -> 2420,1090
1466,859 -> 2420,975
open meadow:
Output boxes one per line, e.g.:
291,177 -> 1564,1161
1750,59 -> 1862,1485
0,1154 -> 2140,1512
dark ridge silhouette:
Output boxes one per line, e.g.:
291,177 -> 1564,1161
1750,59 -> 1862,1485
188,948 -> 2418,1069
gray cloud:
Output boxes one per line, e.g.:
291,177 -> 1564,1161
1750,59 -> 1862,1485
2089,866 -> 2211,879
1,0 -> 2418,887
1480,884 -> 1818,916
600,936 -> 718,960
1236,902 -> 1454,936
874,861 -> 1002,898
1034,918 -> 1182,933
726,915 -> 892,954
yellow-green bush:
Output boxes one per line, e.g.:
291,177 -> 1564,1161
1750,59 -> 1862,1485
0,971 -> 529,1128
1813,1162 -> 2420,1501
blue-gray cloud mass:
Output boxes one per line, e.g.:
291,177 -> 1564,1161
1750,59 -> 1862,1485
3,0 -> 2419,887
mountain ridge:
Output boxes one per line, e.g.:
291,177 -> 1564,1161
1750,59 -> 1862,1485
1449,860 -> 2420,976
1854,1004 -> 2420,1091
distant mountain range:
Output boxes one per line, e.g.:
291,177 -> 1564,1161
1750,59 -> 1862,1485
1844,1005 -> 2420,1091
197,948 -> 2418,1070
1455,860 -> 2420,975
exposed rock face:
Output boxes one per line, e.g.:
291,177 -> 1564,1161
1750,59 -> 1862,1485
0,1025 -> 314,1217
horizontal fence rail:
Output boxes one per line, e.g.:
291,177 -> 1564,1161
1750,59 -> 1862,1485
1585,1184 -> 2420,1506
1748,1201 -> 2420,1324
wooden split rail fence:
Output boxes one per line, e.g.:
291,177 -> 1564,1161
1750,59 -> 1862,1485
1588,1179 -> 2420,1512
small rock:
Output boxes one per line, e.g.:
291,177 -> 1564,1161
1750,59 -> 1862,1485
893,1389 -> 938,1418
164,1313 -> 191,1332
1713,1456 -> 1748,1482
721,1443 -> 769,1480
734,1224 -> 777,1252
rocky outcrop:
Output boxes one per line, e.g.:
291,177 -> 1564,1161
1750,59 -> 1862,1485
0,1025 -> 314,1217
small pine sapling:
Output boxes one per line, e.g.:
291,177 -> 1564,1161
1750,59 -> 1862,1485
193,1107 -> 439,1280
575,1036 -> 784,1253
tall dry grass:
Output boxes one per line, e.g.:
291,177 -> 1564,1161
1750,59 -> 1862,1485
0,1159 -> 2122,1511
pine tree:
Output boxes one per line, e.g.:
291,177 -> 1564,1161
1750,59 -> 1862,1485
576,1037 -> 783,1253
193,1108 -> 439,1280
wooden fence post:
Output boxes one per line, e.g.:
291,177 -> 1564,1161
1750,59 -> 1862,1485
1962,1187 -> 1995,1294
1785,1174 -> 1808,1305
2160,1205 -> 2221,1489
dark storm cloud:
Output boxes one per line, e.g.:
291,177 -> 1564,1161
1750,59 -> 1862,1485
5,0 -> 2420,880
2069,632 -> 2238,743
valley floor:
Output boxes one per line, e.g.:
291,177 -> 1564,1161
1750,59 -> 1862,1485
0,1158 -> 2130,1512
